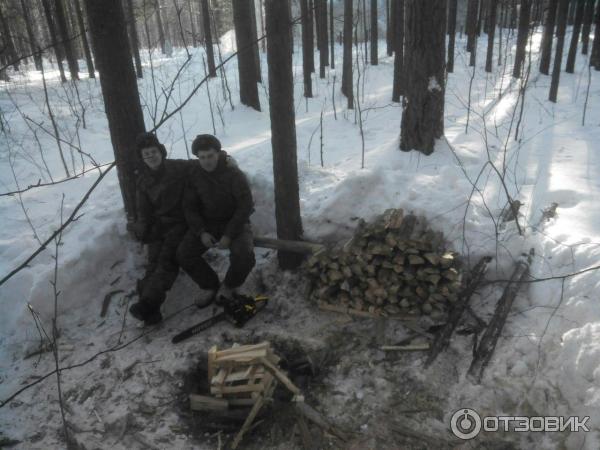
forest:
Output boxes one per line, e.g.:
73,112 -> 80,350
1,0 -> 600,449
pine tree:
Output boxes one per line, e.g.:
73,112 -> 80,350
392,0 -> 404,102
84,0 -> 146,222
40,0 -> 67,82
370,0 -> 378,65
300,0 -> 313,97
19,0 -> 43,70
265,0 -> 304,270
513,0 -> 531,78
591,0 -> 600,68
566,0 -> 585,73
485,0 -> 498,72
123,0 -> 142,78
73,0 -> 96,78
539,0 -> 559,74
581,0 -> 596,54
54,0 -> 79,79
400,0 -> 446,155
155,0 -> 166,54
319,0 -> 329,77
200,0 -> 216,77
447,0 -> 457,73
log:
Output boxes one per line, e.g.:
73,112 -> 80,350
259,356 -> 302,396
253,236 -> 325,254
425,256 -> 492,367
189,394 -> 229,412
467,249 -> 533,383
381,343 -> 430,351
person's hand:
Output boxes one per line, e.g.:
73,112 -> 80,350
200,232 -> 217,248
217,236 -> 231,250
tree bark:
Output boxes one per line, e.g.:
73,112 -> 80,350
84,0 -> 146,222
41,0 -> 67,82
466,0 -> 478,52
20,0 -> 43,70
307,0 -> 315,72
265,0 -> 304,270
392,0 -> 404,102
539,0 -> 558,74
568,0 -> 576,24
200,0 -> 216,77
581,0 -> 595,54
513,0 -> 531,78
341,0 -> 353,108
123,0 -> 142,79
54,0 -> 79,79
370,0 -> 378,65
232,0 -> 261,110
565,0 -> 585,72
300,0 -> 313,96
447,0 -> 457,73
485,0 -> 498,72
549,0 -> 570,101
387,0 -> 394,56
0,2 -> 18,71
188,0 -> 197,47
400,0 -> 446,155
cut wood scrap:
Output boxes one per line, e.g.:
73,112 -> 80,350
100,289 -> 124,317
259,356 -> 301,396
253,236 -> 325,254
211,381 -> 266,395
230,389 -> 268,449
224,366 -> 265,383
295,402 -> 350,442
380,343 -> 430,352
189,394 -> 229,412
425,256 -> 492,368
468,249 -> 533,383
215,349 -> 269,363
215,342 -> 270,358
207,346 -> 217,381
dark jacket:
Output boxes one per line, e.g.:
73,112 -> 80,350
183,152 -> 254,239
135,159 -> 190,241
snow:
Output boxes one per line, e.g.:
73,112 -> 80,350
1,23 -> 600,449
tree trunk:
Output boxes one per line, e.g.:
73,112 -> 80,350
387,0 -> 394,56
319,0 -> 329,77
330,0 -> 335,68
155,0 -> 166,53
19,0 -> 43,70
400,0 -> 446,155
392,0 -> 404,102
539,0 -> 558,74
485,0 -> 498,72
307,0 -> 315,72
300,0 -> 313,96
200,0 -> 216,77
54,0 -> 79,79
549,0 -> 570,101
362,0 -> 368,64
466,0 -> 478,52
565,0 -> 585,72
249,0 -> 262,82
447,0 -> 457,72
0,2 -> 19,71
264,0 -> 304,270
232,0 -> 261,110
41,0 -> 67,82
123,0 -> 142,78
568,0 -> 576,23
188,0 -> 197,47
84,0 -> 146,222
341,0 -> 353,108
513,0 -> 531,78
370,0 -> 378,65
581,0 -> 595,54
591,0 -> 600,68
72,0 -> 96,78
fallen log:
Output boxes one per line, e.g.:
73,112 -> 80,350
467,249 -> 534,383
425,256 -> 492,367
253,236 -> 325,254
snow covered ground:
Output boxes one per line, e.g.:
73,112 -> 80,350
1,25 -> 600,449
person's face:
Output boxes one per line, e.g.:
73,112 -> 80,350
196,148 -> 219,172
141,146 -> 163,170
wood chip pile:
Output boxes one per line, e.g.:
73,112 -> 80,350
304,209 -> 462,319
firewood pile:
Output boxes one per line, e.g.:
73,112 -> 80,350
304,209 -> 462,320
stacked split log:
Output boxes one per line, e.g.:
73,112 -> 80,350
304,209 -> 462,319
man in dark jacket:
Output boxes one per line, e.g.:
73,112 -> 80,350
177,134 -> 256,302
129,132 -> 189,325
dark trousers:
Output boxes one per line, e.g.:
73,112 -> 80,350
138,223 -> 186,309
176,224 -> 256,290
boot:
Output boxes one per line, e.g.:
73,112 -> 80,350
129,302 -> 163,326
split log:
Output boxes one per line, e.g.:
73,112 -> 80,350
381,343 -> 430,351
425,256 -> 492,367
467,249 -> 534,383
189,394 -> 229,412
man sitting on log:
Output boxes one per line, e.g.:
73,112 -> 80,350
177,134 -> 256,304
128,132 -> 189,325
